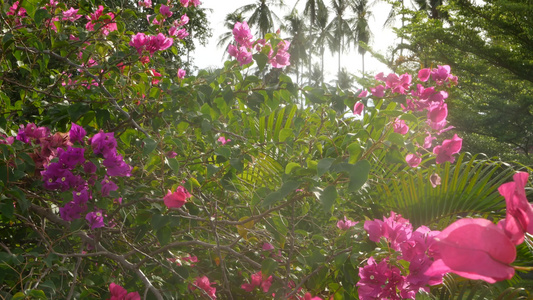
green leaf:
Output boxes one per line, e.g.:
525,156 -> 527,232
166,158 -> 180,176
285,162 -> 300,174
215,146 -> 231,159
34,8 -> 51,27
387,132 -> 405,147
317,158 -> 335,177
156,226 -> 172,246
253,53 -> 269,70
278,128 -> 293,142
262,180 -> 300,207
320,185 -> 337,212
348,160 -> 371,192
143,138 -> 158,156
261,257 -> 278,277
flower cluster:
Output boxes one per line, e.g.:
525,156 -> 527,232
129,33 -> 174,56
359,212 -> 443,299
108,283 -> 140,300
163,186 -> 191,209
227,22 -> 291,68
191,276 -> 216,299
85,5 -> 117,35
241,271 -> 273,293
356,66 -> 462,167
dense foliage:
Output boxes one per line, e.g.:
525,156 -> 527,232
1,1 -> 532,299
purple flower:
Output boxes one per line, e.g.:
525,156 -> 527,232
59,201 -> 87,221
103,153 -> 131,177
101,176 -> 118,197
83,161 -> 97,173
89,130 -> 117,158
69,123 -> 86,143
41,162 -> 82,191
73,188 -> 90,205
58,146 -> 85,169
86,210 -> 105,229
16,126 -> 30,144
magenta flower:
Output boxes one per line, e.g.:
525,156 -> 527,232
497,172 -> 533,245
233,22 -> 254,47
358,90 -> 368,98
357,257 -> 404,300
370,85 -> 385,98
177,68 -> 186,79
146,33 -> 173,54
423,132 -> 436,149
159,5 -> 173,18
427,103 -> 448,125
192,276 -> 216,299
180,0 -> 201,7
129,33 -> 148,55
108,283 -> 140,300
353,102 -> 364,116
58,147 -> 85,169
169,27 -> 189,39
431,65 -> 451,83
241,271 -> 272,293
59,201 -> 87,221
303,293 -> 322,300
62,7 -> 82,22
86,210 -> 105,229
433,134 -> 462,164
235,46 -> 253,66
217,136 -> 231,145
101,176 -> 118,197
337,216 -> 358,230
103,153 -> 132,177
83,161 -> 97,174
364,211 -> 412,251
89,130 -> 117,158
69,123 -> 86,143
405,153 -> 422,168
138,0 -> 152,8
73,188 -> 90,205
166,151 -> 178,158
174,14 -> 189,27
393,118 -> 409,135
418,68 -> 431,82
262,242 -> 275,251
425,218 -> 516,283
164,186 -> 191,209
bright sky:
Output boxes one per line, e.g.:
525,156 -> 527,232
192,0 -> 398,83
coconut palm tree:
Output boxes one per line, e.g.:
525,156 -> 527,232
328,0 -> 355,73
351,0 -> 373,75
312,5 -> 333,80
235,0 -> 285,37
283,12 -> 308,85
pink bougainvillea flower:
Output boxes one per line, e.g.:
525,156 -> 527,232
364,211 -> 412,251
337,216 -> 358,230
433,134 -> 462,164
191,276 -> 216,299
431,65 -> 451,84
418,68 -> 431,82
164,186 -> 191,209
241,271 -> 273,293
430,173 -> 441,188
406,153 -> 422,168
423,132 -> 436,149
425,218 -> 516,283
177,68 -> 186,79
427,103 -> 448,125
217,136 -> 231,145
358,90 -> 368,98
159,5 -> 173,18
138,0 -> 152,8
180,0 -> 202,7
357,257 -> 404,300
146,33 -> 174,54
129,33 -> 147,55
497,172 -> 533,245
235,46 -> 252,66
262,242 -> 275,251
353,102 -> 364,116
374,72 -> 385,81
270,40 -> 291,68
233,21 -> 254,47
174,14 -> 189,27
393,118 -> 409,135
101,176 -> 118,197
63,7 -> 83,22
108,283 -> 141,300
303,293 -> 322,300
370,85 -> 385,98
